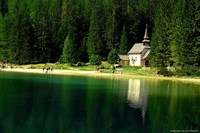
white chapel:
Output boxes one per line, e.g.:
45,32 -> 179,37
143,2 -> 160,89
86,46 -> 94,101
119,25 -> 151,67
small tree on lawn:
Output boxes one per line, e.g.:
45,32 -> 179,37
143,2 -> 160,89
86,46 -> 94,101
107,49 -> 119,65
59,34 -> 76,64
89,54 -> 102,66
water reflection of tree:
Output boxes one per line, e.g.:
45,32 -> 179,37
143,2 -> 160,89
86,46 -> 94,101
148,81 -> 200,132
85,77 -> 150,132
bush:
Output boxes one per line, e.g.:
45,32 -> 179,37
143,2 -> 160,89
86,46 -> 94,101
89,54 -> 101,66
174,65 -> 200,76
157,67 -> 173,76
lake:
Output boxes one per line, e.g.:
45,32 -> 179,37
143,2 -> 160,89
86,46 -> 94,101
0,72 -> 199,133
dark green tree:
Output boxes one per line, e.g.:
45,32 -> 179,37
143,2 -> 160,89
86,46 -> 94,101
125,0 -> 141,50
168,0 -> 200,66
89,54 -> 101,66
107,49 -> 119,65
149,1 -> 172,67
79,36 -> 88,63
60,34 -> 76,63
60,0 -> 86,63
7,0 -> 35,63
0,0 -> 8,16
104,0 -> 122,50
0,14 -> 9,61
59,0 -> 87,63
188,0 -> 200,66
118,25 -> 128,54
87,0 -> 106,58
167,0 -> 184,66
30,0 -> 51,62
47,0 -> 63,62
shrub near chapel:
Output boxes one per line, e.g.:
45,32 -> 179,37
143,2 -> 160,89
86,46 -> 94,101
89,54 -> 102,66
107,49 -> 119,65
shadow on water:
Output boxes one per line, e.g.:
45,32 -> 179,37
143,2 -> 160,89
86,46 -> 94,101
0,72 -> 199,133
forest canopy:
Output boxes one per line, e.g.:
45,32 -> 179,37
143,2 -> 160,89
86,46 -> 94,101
0,0 -> 199,67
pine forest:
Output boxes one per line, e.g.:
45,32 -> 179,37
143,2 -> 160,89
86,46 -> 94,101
0,0 -> 200,68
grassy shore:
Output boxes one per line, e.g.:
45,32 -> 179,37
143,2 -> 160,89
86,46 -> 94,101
9,62 -> 157,75
1,62 -> 200,84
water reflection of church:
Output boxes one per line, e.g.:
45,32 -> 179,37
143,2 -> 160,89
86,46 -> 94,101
127,79 -> 149,123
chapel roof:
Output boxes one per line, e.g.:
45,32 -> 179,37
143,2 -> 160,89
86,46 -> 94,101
119,55 -> 129,60
142,49 -> 151,59
128,43 -> 150,54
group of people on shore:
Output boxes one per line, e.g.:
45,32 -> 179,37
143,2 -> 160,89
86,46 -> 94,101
0,62 -> 53,74
0,64 -> 5,69
0,64 -> 14,69
43,66 -> 53,73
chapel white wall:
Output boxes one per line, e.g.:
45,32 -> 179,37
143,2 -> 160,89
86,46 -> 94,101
129,54 -> 141,66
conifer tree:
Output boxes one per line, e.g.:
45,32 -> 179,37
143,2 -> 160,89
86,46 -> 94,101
0,14 -> 8,61
60,34 -> 76,63
149,1 -> 172,67
60,0 -> 85,63
30,0 -> 51,62
189,0 -> 200,66
104,0 -> 122,50
107,49 -> 119,65
87,0 -> 106,58
7,0 -> 35,63
168,0 -> 200,66
18,8 -> 35,63
89,54 -> 101,66
79,36 -> 88,63
57,0 -> 68,54
118,26 -> 128,54
125,0 -> 140,50
0,0 -> 8,17
167,0 -> 183,66
48,0 -> 63,62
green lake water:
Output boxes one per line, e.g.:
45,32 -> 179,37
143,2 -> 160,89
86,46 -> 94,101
0,72 -> 199,133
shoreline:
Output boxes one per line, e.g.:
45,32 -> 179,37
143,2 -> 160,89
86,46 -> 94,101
1,68 -> 200,83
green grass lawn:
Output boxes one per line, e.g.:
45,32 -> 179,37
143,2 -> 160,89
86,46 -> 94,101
10,62 -> 200,79
11,62 -> 157,76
